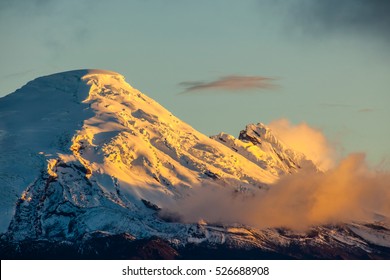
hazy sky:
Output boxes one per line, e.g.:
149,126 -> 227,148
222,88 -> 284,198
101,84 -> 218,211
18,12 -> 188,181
0,0 -> 389,165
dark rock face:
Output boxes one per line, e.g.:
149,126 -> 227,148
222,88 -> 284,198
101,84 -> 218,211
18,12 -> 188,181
0,235 -> 179,260
238,129 -> 262,145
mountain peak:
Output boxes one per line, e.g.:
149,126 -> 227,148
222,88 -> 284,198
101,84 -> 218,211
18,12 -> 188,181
212,122 -> 318,176
239,123 -> 270,145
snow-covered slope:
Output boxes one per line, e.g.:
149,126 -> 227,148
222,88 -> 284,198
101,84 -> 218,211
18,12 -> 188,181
0,70 -> 93,233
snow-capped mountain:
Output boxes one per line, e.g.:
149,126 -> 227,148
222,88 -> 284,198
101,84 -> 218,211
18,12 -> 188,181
1,70 -> 389,259
0,69 -> 278,240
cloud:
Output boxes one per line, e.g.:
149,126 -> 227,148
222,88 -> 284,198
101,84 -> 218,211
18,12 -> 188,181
268,119 -> 336,171
283,0 -> 390,41
179,75 -> 277,93
161,154 -> 390,231
358,108 -> 374,113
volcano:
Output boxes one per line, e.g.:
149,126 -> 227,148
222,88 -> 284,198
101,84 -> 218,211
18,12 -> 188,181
1,70 -> 389,259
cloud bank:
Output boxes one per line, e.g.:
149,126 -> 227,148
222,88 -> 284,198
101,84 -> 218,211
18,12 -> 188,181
179,75 -> 277,93
161,120 -> 390,231
161,154 -> 390,231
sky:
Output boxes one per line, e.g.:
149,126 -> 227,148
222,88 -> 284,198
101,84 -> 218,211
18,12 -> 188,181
0,0 -> 389,166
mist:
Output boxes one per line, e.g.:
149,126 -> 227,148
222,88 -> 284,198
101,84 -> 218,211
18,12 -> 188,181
268,118 -> 336,171
161,153 -> 390,231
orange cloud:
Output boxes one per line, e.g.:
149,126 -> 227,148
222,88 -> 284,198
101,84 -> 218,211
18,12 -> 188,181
257,154 -> 390,230
268,119 -> 335,171
161,154 -> 390,231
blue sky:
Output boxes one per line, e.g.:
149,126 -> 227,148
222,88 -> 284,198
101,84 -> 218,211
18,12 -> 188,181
0,0 -> 389,165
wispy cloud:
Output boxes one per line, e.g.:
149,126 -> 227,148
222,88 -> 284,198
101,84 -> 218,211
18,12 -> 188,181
358,108 -> 374,113
179,75 -> 277,93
